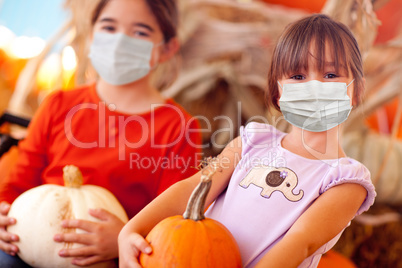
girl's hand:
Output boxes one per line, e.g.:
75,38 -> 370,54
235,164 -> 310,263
53,208 -> 125,266
118,229 -> 152,268
0,201 -> 19,256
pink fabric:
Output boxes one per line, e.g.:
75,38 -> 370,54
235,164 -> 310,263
206,122 -> 376,267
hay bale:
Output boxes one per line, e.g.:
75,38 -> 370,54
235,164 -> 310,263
334,204 -> 402,267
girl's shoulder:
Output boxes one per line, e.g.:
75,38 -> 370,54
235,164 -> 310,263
321,158 -> 376,215
41,83 -> 97,109
161,98 -> 195,121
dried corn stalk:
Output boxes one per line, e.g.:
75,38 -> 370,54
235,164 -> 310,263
342,37 -> 402,205
322,0 -> 380,57
64,0 -> 101,85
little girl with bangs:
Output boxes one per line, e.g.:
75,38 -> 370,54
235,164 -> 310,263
119,14 -> 376,268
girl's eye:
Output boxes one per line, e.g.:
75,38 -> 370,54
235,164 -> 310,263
133,31 -> 150,38
324,73 -> 338,79
101,26 -> 115,32
290,75 -> 305,80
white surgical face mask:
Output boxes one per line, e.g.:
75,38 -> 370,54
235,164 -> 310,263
278,79 -> 354,132
89,32 -> 157,85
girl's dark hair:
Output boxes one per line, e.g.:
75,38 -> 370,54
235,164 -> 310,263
91,0 -> 178,42
267,14 -> 364,111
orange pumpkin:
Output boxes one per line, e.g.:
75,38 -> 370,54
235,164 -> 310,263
139,172 -> 242,268
318,250 -> 356,268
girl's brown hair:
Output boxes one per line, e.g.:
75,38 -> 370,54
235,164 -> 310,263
267,14 -> 364,111
91,0 -> 178,42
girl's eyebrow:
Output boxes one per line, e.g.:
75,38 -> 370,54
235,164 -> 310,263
99,18 -> 116,23
98,18 -> 154,32
134,23 -> 154,32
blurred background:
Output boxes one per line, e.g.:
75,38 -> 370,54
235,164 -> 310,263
0,0 -> 401,267
0,0 -> 67,40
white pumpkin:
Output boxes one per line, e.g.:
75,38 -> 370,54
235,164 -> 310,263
7,165 -> 129,268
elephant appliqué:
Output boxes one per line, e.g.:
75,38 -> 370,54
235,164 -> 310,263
239,166 -> 304,202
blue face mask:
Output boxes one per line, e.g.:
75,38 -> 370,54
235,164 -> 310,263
89,32 -> 156,85
278,79 -> 354,132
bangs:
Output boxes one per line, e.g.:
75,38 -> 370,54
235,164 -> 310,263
275,15 -> 350,78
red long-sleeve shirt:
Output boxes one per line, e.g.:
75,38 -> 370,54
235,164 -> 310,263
0,84 -> 202,218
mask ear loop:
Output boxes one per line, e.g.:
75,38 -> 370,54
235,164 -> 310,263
277,81 -> 284,90
150,41 -> 166,71
347,79 -> 355,87
346,79 -> 355,109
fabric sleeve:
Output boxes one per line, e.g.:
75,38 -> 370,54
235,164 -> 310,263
0,91 -> 61,203
320,158 -> 376,215
156,116 -> 202,195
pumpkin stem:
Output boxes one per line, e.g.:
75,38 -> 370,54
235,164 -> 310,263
183,158 -> 221,221
63,165 -> 83,188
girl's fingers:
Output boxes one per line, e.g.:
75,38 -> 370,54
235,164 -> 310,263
0,216 -> 16,227
0,228 -> 19,243
53,232 -> 93,245
0,240 -> 19,255
88,208 -> 115,221
129,233 -> 152,255
0,202 -> 10,215
58,245 -> 96,258
61,219 -> 96,232
70,255 -> 102,267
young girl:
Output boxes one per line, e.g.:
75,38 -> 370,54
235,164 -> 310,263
118,14 -> 376,268
0,0 -> 201,266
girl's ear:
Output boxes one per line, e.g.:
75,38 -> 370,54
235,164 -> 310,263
159,37 -> 180,63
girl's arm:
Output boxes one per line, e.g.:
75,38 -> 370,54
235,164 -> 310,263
0,93 -> 55,203
0,93 -> 59,256
118,137 -> 242,267
255,183 -> 367,268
